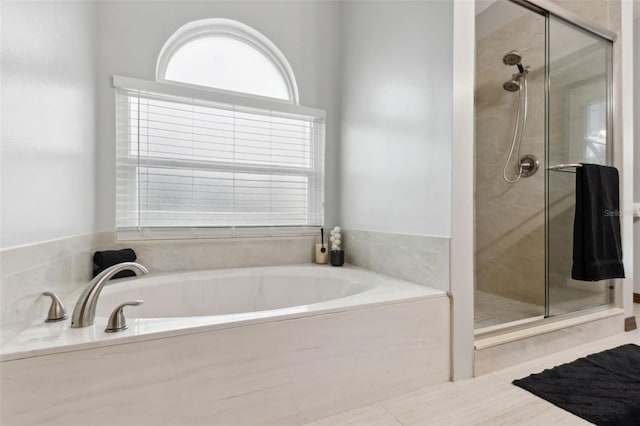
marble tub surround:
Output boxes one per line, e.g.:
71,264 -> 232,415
0,232 -> 317,345
342,229 -> 450,291
0,233 -> 100,345
1,265 -> 446,361
99,233 -> 316,273
1,283 -> 450,424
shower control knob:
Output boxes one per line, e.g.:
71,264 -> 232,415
519,155 -> 539,177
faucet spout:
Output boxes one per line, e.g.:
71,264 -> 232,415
71,262 -> 149,328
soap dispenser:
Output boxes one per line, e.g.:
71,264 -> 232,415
315,228 -> 328,264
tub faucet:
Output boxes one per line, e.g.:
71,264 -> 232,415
71,262 -> 149,328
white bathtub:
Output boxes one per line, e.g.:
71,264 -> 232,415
97,264 -> 442,318
1,265 -> 450,425
2,264 -> 444,360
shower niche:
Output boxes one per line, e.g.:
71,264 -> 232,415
474,0 -> 614,331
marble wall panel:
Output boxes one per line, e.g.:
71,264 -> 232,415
0,234 -> 99,344
342,229 -> 450,291
97,233 -> 316,274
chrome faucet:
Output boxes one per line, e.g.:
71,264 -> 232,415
71,262 -> 149,328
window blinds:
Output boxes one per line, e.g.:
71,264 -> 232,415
114,76 -> 325,238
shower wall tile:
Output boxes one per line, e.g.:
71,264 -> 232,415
343,229 -> 449,291
551,0 -> 611,31
475,8 -> 546,306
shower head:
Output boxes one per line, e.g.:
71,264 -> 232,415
503,77 -> 521,92
503,50 -> 522,66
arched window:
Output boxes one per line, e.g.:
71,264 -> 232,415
114,19 -> 324,238
156,19 -> 299,103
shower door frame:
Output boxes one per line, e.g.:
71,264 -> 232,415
508,0 -> 617,43
504,0 -> 617,320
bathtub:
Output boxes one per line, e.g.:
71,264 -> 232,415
1,265 -> 450,425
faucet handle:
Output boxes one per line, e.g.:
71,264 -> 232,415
105,300 -> 143,333
42,292 -> 69,322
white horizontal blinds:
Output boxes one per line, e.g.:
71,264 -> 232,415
115,86 -> 325,232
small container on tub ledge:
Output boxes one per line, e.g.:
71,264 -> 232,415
315,227 -> 328,264
329,226 -> 344,267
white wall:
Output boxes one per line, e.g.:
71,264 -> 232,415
2,0 -> 451,245
95,1 -> 341,232
338,1 -> 453,237
1,1 -> 98,248
634,14 -> 640,295
451,0 -> 476,380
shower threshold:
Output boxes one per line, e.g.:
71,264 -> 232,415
474,315 -> 544,336
474,305 -> 622,348
473,306 -> 623,375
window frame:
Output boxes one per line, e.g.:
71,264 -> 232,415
113,76 -> 325,241
156,18 -> 299,104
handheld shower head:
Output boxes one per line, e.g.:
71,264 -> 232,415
503,50 -> 522,66
503,76 -> 521,92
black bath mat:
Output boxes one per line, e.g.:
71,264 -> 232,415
513,344 -> 640,426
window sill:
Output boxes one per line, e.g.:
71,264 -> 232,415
116,226 -> 321,242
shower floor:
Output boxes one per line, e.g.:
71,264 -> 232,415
475,290 -> 544,330
475,288 -> 609,330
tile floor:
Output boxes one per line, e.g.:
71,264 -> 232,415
305,304 -> 640,426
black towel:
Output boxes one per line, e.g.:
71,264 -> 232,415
572,164 -> 625,281
93,249 -> 137,279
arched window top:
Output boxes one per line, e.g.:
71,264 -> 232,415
156,19 -> 299,103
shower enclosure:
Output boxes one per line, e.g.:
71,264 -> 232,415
474,0 -> 614,330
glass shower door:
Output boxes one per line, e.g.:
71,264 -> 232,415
546,16 -> 613,316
